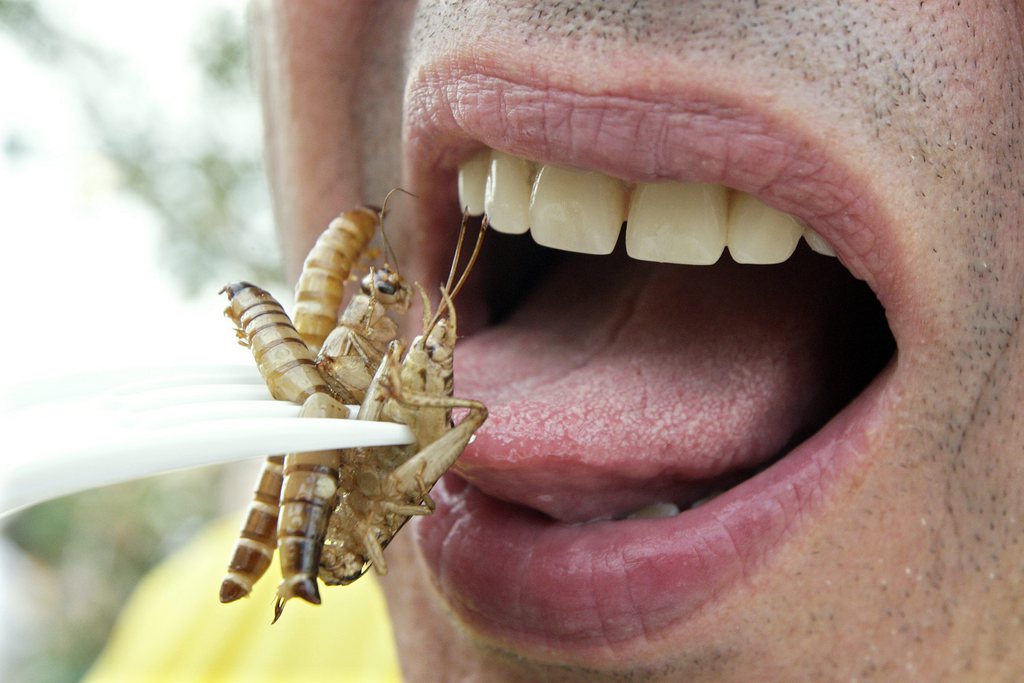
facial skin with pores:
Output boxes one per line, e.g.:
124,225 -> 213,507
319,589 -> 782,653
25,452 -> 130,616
251,2 -> 1024,681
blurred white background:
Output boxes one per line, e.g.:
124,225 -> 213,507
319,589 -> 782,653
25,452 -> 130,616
0,0 -> 273,384
0,1 -> 281,678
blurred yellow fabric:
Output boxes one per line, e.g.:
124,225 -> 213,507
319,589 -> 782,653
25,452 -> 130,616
85,513 -> 402,683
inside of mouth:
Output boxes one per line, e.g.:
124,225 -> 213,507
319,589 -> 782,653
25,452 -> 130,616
459,225 -> 894,522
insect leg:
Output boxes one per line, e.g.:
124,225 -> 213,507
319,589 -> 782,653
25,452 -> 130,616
415,471 -> 436,511
387,396 -> 488,497
355,340 -> 403,422
380,499 -> 433,516
364,528 -> 387,575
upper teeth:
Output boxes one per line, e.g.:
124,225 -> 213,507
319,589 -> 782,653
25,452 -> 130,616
458,147 -> 836,264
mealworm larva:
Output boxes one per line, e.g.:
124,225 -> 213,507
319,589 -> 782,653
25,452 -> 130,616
274,391 -> 350,611
219,282 -> 335,603
221,282 -> 330,402
269,266 -> 411,613
293,207 -> 380,352
218,455 -> 283,603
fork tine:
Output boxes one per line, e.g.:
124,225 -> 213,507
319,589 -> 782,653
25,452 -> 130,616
130,399 -> 360,429
107,365 -> 265,396
0,362 -> 419,517
112,383 -> 276,411
0,415 -> 414,517
4,363 -> 263,411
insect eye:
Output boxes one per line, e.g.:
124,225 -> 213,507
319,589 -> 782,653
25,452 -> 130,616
377,282 -> 397,296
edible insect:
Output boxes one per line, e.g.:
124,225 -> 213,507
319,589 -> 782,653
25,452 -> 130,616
220,282 -> 332,403
293,189 -> 411,352
220,197 -> 414,606
274,391 -> 351,608
293,206 -> 380,353
221,212 -> 413,607
314,191 -> 414,403
314,217 -> 489,597
271,266 -> 412,613
218,282 -> 335,603
316,266 -> 412,404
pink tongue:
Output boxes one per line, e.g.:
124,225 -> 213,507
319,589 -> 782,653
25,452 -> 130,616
454,247 -> 874,522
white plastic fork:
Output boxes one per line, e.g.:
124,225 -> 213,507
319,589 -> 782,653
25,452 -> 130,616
0,363 -> 415,517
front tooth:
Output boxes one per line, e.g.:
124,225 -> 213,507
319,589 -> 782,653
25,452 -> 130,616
458,149 -> 490,216
529,165 -> 626,255
484,151 -> 532,234
624,502 -> 681,520
726,192 -> 803,264
803,227 -> 837,257
625,182 -> 727,265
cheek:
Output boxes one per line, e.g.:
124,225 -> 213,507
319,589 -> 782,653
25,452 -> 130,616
376,528 -> 466,673
353,1 -> 419,202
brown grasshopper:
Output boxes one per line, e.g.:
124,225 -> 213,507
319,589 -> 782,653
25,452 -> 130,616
313,219 -> 489,598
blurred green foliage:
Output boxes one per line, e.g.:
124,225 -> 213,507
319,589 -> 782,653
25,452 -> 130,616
195,7 -> 250,91
93,6 -> 282,297
1,0 -> 282,297
1,1 -> 277,680
0,0 -> 76,60
91,5 -> 282,296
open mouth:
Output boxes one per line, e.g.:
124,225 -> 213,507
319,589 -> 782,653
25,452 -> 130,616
450,148 -> 894,521
397,65 -> 905,663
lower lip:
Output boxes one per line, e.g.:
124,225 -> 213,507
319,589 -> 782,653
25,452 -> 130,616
412,361 -> 895,659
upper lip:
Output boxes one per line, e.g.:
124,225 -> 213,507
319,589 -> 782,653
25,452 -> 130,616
397,50 -> 907,656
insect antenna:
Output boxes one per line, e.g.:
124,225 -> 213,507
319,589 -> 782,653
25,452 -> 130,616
425,213 -> 488,336
440,209 -> 471,297
434,282 -> 458,337
378,187 -> 416,274
447,213 -> 488,302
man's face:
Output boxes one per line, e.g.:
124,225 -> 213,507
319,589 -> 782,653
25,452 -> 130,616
253,2 -> 1024,679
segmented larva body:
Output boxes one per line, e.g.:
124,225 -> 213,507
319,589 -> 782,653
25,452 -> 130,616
219,455 -> 283,603
293,207 -> 380,352
275,392 -> 349,610
219,282 -> 333,604
221,282 -> 330,402
220,270 -> 412,610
